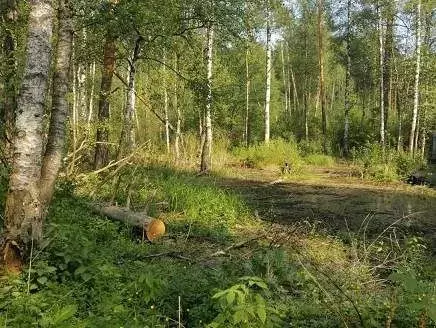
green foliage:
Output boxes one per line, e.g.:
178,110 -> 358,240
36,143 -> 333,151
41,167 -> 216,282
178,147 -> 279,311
304,154 -> 335,167
389,270 -> 436,324
233,139 -> 303,172
351,144 -> 425,182
208,277 -> 281,328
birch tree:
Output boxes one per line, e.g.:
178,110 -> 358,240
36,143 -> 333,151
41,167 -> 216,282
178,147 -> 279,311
264,0 -> 272,144
343,0 -> 352,156
409,0 -> 421,155
317,0 -> 327,153
40,0 -> 74,208
378,1 -> 385,153
117,36 -> 142,159
200,23 -> 214,172
2,0 -> 54,271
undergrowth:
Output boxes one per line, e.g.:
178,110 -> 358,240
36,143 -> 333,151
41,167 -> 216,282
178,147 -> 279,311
0,166 -> 435,327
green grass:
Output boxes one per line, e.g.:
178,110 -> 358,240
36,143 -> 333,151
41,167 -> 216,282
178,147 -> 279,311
233,139 -> 303,172
1,165 -> 436,327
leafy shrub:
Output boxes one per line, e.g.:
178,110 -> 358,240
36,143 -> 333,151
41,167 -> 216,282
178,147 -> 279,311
208,277 -> 281,328
233,139 -> 303,172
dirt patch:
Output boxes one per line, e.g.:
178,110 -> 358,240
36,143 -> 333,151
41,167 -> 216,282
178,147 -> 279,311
217,167 -> 436,241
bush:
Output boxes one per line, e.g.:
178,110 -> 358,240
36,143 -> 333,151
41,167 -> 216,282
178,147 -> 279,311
350,144 -> 424,182
233,139 -> 303,172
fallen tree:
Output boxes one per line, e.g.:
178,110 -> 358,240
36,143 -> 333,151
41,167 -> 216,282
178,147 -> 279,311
91,204 -> 165,241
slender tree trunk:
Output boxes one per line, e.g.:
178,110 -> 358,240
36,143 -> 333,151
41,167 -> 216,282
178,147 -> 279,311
70,59 -> 78,175
118,37 -> 141,159
304,91 -> 309,142
383,2 -> 394,138
409,0 -> 421,155
174,54 -> 181,162
281,43 -> 289,116
264,3 -> 271,144
200,23 -> 214,172
245,46 -> 250,147
290,65 -> 298,113
163,54 -> 170,154
378,2 -> 385,153
396,88 -> 402,151
77,64 -> 87,119
40,0 -> 73,208
414,115 -> 420,153
317,0 -> 327,153
94,37 -> 116,169
0,0 -> 18,159
343,0 -> 352,156
87,61 -> 96,129
2,0 -> 54,272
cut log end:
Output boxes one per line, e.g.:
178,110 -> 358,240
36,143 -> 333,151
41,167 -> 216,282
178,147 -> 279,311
91,204 -> 166,241
146,219 -> 166,241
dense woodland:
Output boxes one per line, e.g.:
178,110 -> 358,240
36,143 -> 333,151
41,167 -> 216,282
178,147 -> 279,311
0,0 -> 435,327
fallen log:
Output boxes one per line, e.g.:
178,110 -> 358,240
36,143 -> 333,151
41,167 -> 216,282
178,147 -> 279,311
92,205 -> 165,241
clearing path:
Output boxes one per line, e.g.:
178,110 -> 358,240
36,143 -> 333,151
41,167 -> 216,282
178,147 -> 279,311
218,166 -> 436,243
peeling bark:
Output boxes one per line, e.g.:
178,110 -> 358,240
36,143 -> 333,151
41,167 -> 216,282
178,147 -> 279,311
2,0 -> 54,270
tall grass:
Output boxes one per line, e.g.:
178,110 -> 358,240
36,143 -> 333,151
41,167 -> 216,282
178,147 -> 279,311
233,139 -> 303,171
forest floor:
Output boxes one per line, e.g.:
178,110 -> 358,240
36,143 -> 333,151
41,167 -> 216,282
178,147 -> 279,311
2,163 -> 436,327
217,164 -> 436,243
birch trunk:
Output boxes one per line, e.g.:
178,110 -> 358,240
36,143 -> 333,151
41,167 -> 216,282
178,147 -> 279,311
245,46 -> 250,147
87,61 -> 96,129
40,0 -> 73,208
383,2 -> 394,136
94,37 -> 116,169
2,0 -> 54,271
163,54 -> 170,154
409,0 -> 421,155
200,23 -> 214,172
343,0 -> 351,156
1,0 -> 18,159
317,0 -> 327,153
118,38 -> 141,159
280,43 -> 289,116
264,3 -> 272,144
174,54 -> 181,162
378,2 -> 385,152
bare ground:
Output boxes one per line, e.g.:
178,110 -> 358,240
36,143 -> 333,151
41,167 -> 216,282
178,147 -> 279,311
216,165 -> 436,245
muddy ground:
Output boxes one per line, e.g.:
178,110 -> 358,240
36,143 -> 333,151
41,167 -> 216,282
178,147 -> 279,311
217,166 -> 436,242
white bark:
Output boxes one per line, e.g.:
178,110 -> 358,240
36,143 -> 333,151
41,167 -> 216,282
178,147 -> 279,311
409,0 -> 421,154
245,46 -> 250,147
87,61 -> 96,129
163,54 -> 170,154
344,0 -> 351,155
378,1 -> 385,151
264,4 -> 272,144
174,54 -> 181,162
281,43 -> 289,116
3,0 -> 54,259
200,23 -> 214,172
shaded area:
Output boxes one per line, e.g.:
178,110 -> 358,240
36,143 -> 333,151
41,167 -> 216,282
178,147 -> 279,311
216,174 -> 436,240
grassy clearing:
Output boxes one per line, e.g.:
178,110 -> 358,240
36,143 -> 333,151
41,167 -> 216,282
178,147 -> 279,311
1,165 -> 436,327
